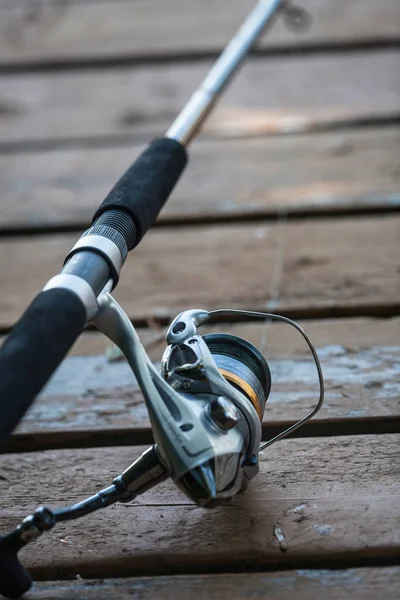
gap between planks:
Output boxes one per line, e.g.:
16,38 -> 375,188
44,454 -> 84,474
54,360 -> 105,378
0,51 -> 399,149
0,0 -> 399,68
1,41 -> 400,75
9,418 -> 400,454
0,127 -> 399,232
19,568 -> 400,600
0,215 -> 399,330
1,117 -> 400,157
1,202 -> 400,239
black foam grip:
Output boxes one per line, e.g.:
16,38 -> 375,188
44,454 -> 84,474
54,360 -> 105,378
92,137 -> 187,247
0,288 -> 86,452
0,531 -> 32,598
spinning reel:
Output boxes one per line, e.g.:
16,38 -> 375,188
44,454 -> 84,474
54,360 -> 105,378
0,296 -> 324,598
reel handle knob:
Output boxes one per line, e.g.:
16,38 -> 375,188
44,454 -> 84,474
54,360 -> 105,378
0,507 -> 55,598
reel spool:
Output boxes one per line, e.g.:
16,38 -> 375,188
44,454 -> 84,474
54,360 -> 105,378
160,330 -> 272,426
202,334 -> 271,422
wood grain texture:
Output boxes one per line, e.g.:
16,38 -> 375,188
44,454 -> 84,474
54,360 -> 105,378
1,436 -> 399,577
9,318 -> 400,450
1,128 -> 400,231
0,215 -> 399,329
0,1 -> 398,65
19,568 -> 400,600
1,52 -> 399,146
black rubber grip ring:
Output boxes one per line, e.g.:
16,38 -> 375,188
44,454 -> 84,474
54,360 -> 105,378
92,137 -> 187,248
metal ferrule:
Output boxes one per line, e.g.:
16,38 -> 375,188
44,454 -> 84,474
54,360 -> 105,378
115,446 -> 168,500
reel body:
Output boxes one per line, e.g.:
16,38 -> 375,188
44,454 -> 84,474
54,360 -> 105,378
159,328 -> 272,506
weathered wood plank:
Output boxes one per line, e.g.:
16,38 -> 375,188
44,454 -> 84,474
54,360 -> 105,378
1,52 -> 399,146
1,128 -> 399,231
1,436 -> 399,577
0,1 -> 398,66
18,568 -> 400,600
0,216 -> 399,330
9,318 -> 400,451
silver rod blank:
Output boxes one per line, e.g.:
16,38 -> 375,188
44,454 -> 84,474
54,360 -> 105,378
165,0 -> 283,147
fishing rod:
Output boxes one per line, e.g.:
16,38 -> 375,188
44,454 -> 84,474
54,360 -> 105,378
0,1 -> 323,598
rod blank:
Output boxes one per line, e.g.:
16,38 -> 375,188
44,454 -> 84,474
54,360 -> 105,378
165,0 -> 283,146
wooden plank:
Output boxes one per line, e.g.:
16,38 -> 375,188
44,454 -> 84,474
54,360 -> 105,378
0,1 -> 398,66
1,128 -> 400,231
18,568 -> 400,600
9,318 -> 400,451
0,215 -> 399,329
1,436 -> 399,577
1,52 -> 399,146
63,317 -> 400,358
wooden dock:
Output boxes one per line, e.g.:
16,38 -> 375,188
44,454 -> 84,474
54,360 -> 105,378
0,1 -> 399,598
